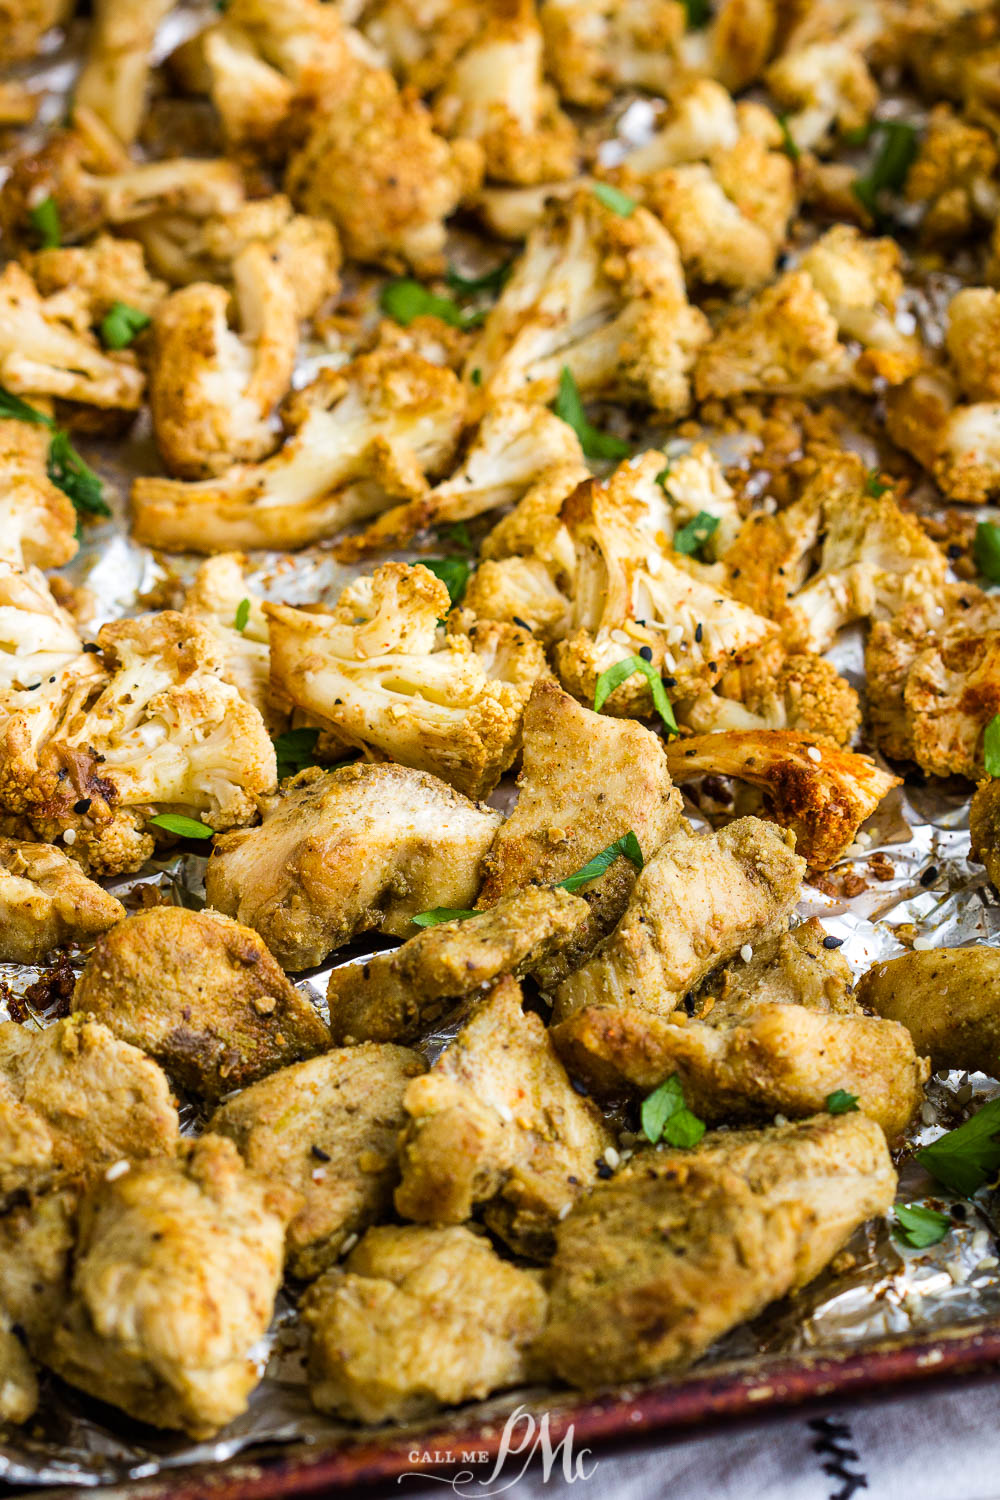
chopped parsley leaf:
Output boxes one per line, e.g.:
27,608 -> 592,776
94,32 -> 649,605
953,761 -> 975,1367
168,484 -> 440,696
99,301 -> 151,350
974,520 -> 1000,583
594,654 -> 679,735
778,115 -> 800,162
272,727 -> 322,779
234,598 -> 251,632
29,195 -> 61,248
916,1095 -> 1000,1197
853,121 -> 919,219
416,556 -> 469,607
411,907 -> 478,927
446,260 -> 511,297
46,430 -> 110,517
826,1089 -> 860,1114
553,366 -> 629,461
148,813 -> 213,840
893,1203 -> 951,1249
641,1074 -> 706,1148
380,279 -> 484,330
985,714 -> 1000,778
591,182 -> 637,217
672,511 -> 719,557
556,831 -> 644,892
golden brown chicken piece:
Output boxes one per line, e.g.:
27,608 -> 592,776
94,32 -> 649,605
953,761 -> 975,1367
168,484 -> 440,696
665,730 -> 901,870
972,777 -> 1000,891
326,886 -> 589,1046
303,1224 -> 547,1424
477,679 -> 683,985
857,947 -> 1000,1076
539,1113 -> 896,1387
552,1002 -> 927,1140
45,1135 -> 297,1439
205,763 -> 502,971
0,1310 -> 38,1424
0,1017 -> 178,1206
395,976 -> 613,1258
0,1185 -> 78,1352
72,907 -> 331,1102
551,819 -> 806,1022
694,918 -> 857,1023
209,1044 -> 425,1280
0,837 -> 124,964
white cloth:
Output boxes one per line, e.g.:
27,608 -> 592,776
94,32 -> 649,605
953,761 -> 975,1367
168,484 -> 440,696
394,1379 -> 1000,1500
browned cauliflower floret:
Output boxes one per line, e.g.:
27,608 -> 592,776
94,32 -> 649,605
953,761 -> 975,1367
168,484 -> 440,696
684,643 -> 862,746
266,563 -> 548,799
25,235 -> 167,323
723,453 -> 948,653
766,39 -> 877,152
665,729 -> 901,869
148,243 -> 299,479
183,554 -> 288,733
866,587 -> 1000,778
0,421 -> 78,570
285,62 -> 484,274
904,105 -> 999,241
462,189 -> 710,417
469,451 -> 775,717
75,0 -> 174,145
945,287 -> 1000,400
335,399 -> 585,559
0,262 -> 144,413
0,0 -> 71,64
132,350 -> 467,553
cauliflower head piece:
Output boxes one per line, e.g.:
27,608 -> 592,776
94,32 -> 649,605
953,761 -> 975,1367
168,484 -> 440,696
26,235 -> 167,324
75,0 -> 175,146
132,349 -> 467,553
766,38 -> 877,151
683,642 -> 862,747
0,420 -> 78,570
183,554 -> 288,734
266,562 -> 549,798
904,105 -> 999,242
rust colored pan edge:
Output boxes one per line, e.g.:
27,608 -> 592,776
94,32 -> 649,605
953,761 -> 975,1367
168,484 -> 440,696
72,1321 -> 1000,1500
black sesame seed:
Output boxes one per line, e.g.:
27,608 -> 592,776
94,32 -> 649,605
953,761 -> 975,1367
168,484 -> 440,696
73,798 -> 92,815
512,616 -> 532,631
638,645 -> 653,662
311,1145 -> 331,1162
570,1077 -> 590,1097
694,623 -> 703,643
596,1160 -> 614,1179
663,676 -> 677,688
82,642 -> 100,653
947,544 -> 963,560
822,935 -> 844,949
920,865 -> 939,887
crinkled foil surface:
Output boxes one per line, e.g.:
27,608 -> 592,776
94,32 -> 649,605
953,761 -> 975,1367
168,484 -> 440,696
5,9 -> 1000,1490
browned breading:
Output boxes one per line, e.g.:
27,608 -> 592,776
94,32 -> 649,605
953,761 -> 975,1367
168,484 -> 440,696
0,836 -> 123,964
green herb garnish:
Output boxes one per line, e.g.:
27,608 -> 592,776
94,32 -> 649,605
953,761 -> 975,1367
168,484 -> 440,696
272,727 -> 322,779
0,388 -> 53,425
46,430 -> 109,517
234,598 -> 250,632
411,907 -> 478,928
99,301 -> 151,350
974,521 -> 1000,583
556,831 -> 644,892
778,115 -> 800,162
655,463 -> 672,489
418,557 -> 470,607
594,654 -> 679,735
437,520 -> 473,551
149,813 -> 213,840
985,714 -> 1000,778
591,182 -> 637,217
672,511 -> 719,558
29,195 -> 61,248
553,367 -> 629,462
865,469 -> 892,497
853,121 -> 919,219
916,1095 -> 1000,1197
826,1089 -> 860,1114
682,0 -> 711,28
893,1204 -> 951,1249
641,1075 -> 706,1148
446,260 -> 511,297
380,279 -> 484,331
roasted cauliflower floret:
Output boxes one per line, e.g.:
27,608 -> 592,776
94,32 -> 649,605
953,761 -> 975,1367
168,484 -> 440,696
205,762 -> 503,970
723,453 -> 948,653
75,0 -> 174,145
285,62 -> 483,274
431,0 -> 577,185
266,563 -> 548,799
886,365 -> 1000,504
766,39 -> 877,151
944,287 -> 1000,401
684,643 -> 863,746
335,399 -> 585,559
25,235 -> 167,323
797,224 -> 920,384
0,263 -> 144,413
665,729 -> 901,869
0,421 -> 78,570
904,105 -> 999,241
183,554 -> 287,732
149,243 -> 299,479
132,350 -> 466,553
462,191 -> 709,417
0,836 -> 124,964
0,0 -> 72,63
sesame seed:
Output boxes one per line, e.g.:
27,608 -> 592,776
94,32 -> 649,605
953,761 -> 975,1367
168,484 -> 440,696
604,1147 -> 620,1169
558,1201 -> 573,1220
694,623 -> 703,643
973,1228 -> 990,1254
340,1233 -> 359,1256
611,628 -> 630,645
913,934 -> 936,951
740,944 -> 753,962
663,652 -> 676,672
312,1168 -> 328,1182
105,1160 -> 130,1182
62,829 -> 77,845
495,1101 -> 514,1123
946,1260 -> 970,1285
806,746 -> 822,763
822,935 -> 844,949
639,645 -> 653,662
919,865 -> 939,887
977,1255 -> 999,1271
73,798 -> 91,815
773,1114 -> 789,1127
920,1101 -> 937,1125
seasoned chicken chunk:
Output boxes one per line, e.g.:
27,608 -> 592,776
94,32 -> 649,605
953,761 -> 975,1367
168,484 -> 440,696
0,1017 -> 178,1205
857,947 -> 1000,1076
0,837 -> 123,963
695,918 -> 857,1023
551,819 -> 806,1022
395,976 -> 613,1257
0,1184 -> 78,1354
971,776 -> 1000,890
327,886 -> 589,1045
205,763 -> 502,970
0,1310 -> 38,1425
210,1044 -> 425,1279
552,1002 -> 927,1139
539,1113 -> 896,1387
477,679 -> 683,982
303,1224 -> 547,1424
45,1135 -> 297,1439
72,908 -> 331,1102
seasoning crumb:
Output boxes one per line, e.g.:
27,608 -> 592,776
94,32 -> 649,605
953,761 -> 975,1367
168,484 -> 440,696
105,1160 -> 130,1182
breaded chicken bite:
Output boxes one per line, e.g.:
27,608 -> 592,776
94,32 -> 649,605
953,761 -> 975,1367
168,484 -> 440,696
210,1044 -> 425,1278
665,730 -> 900,870
132,350 -> 466,553
205,763 -> 502,970
0,421 -> 78,569
0,837 -> 123,963
395,976 -> 613,1257
266,564 -> 547,799
461,190 -> 710,417
183,554 -> 287,732
26,235 -> 167,323
551,819 -> 805,1022
327,886 -> 589,1045
477,680 -> 683,983
695,918 -> 857,1023
303,1224 -> 547,1423
972,776 -> 1000,891
286,63 -> 483,274
0,1184 -> 78,1353
0,1016 -> 178,1205
75,0 -> 174,145
857,947 -> 1000,1076
148,242 -> 299,479
539,1113 -> 896,1386
45,1135 -> 297,1438
0,1310 -> 38,1425
73,908 -> 330,1102
552,1003 -> 927,1139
